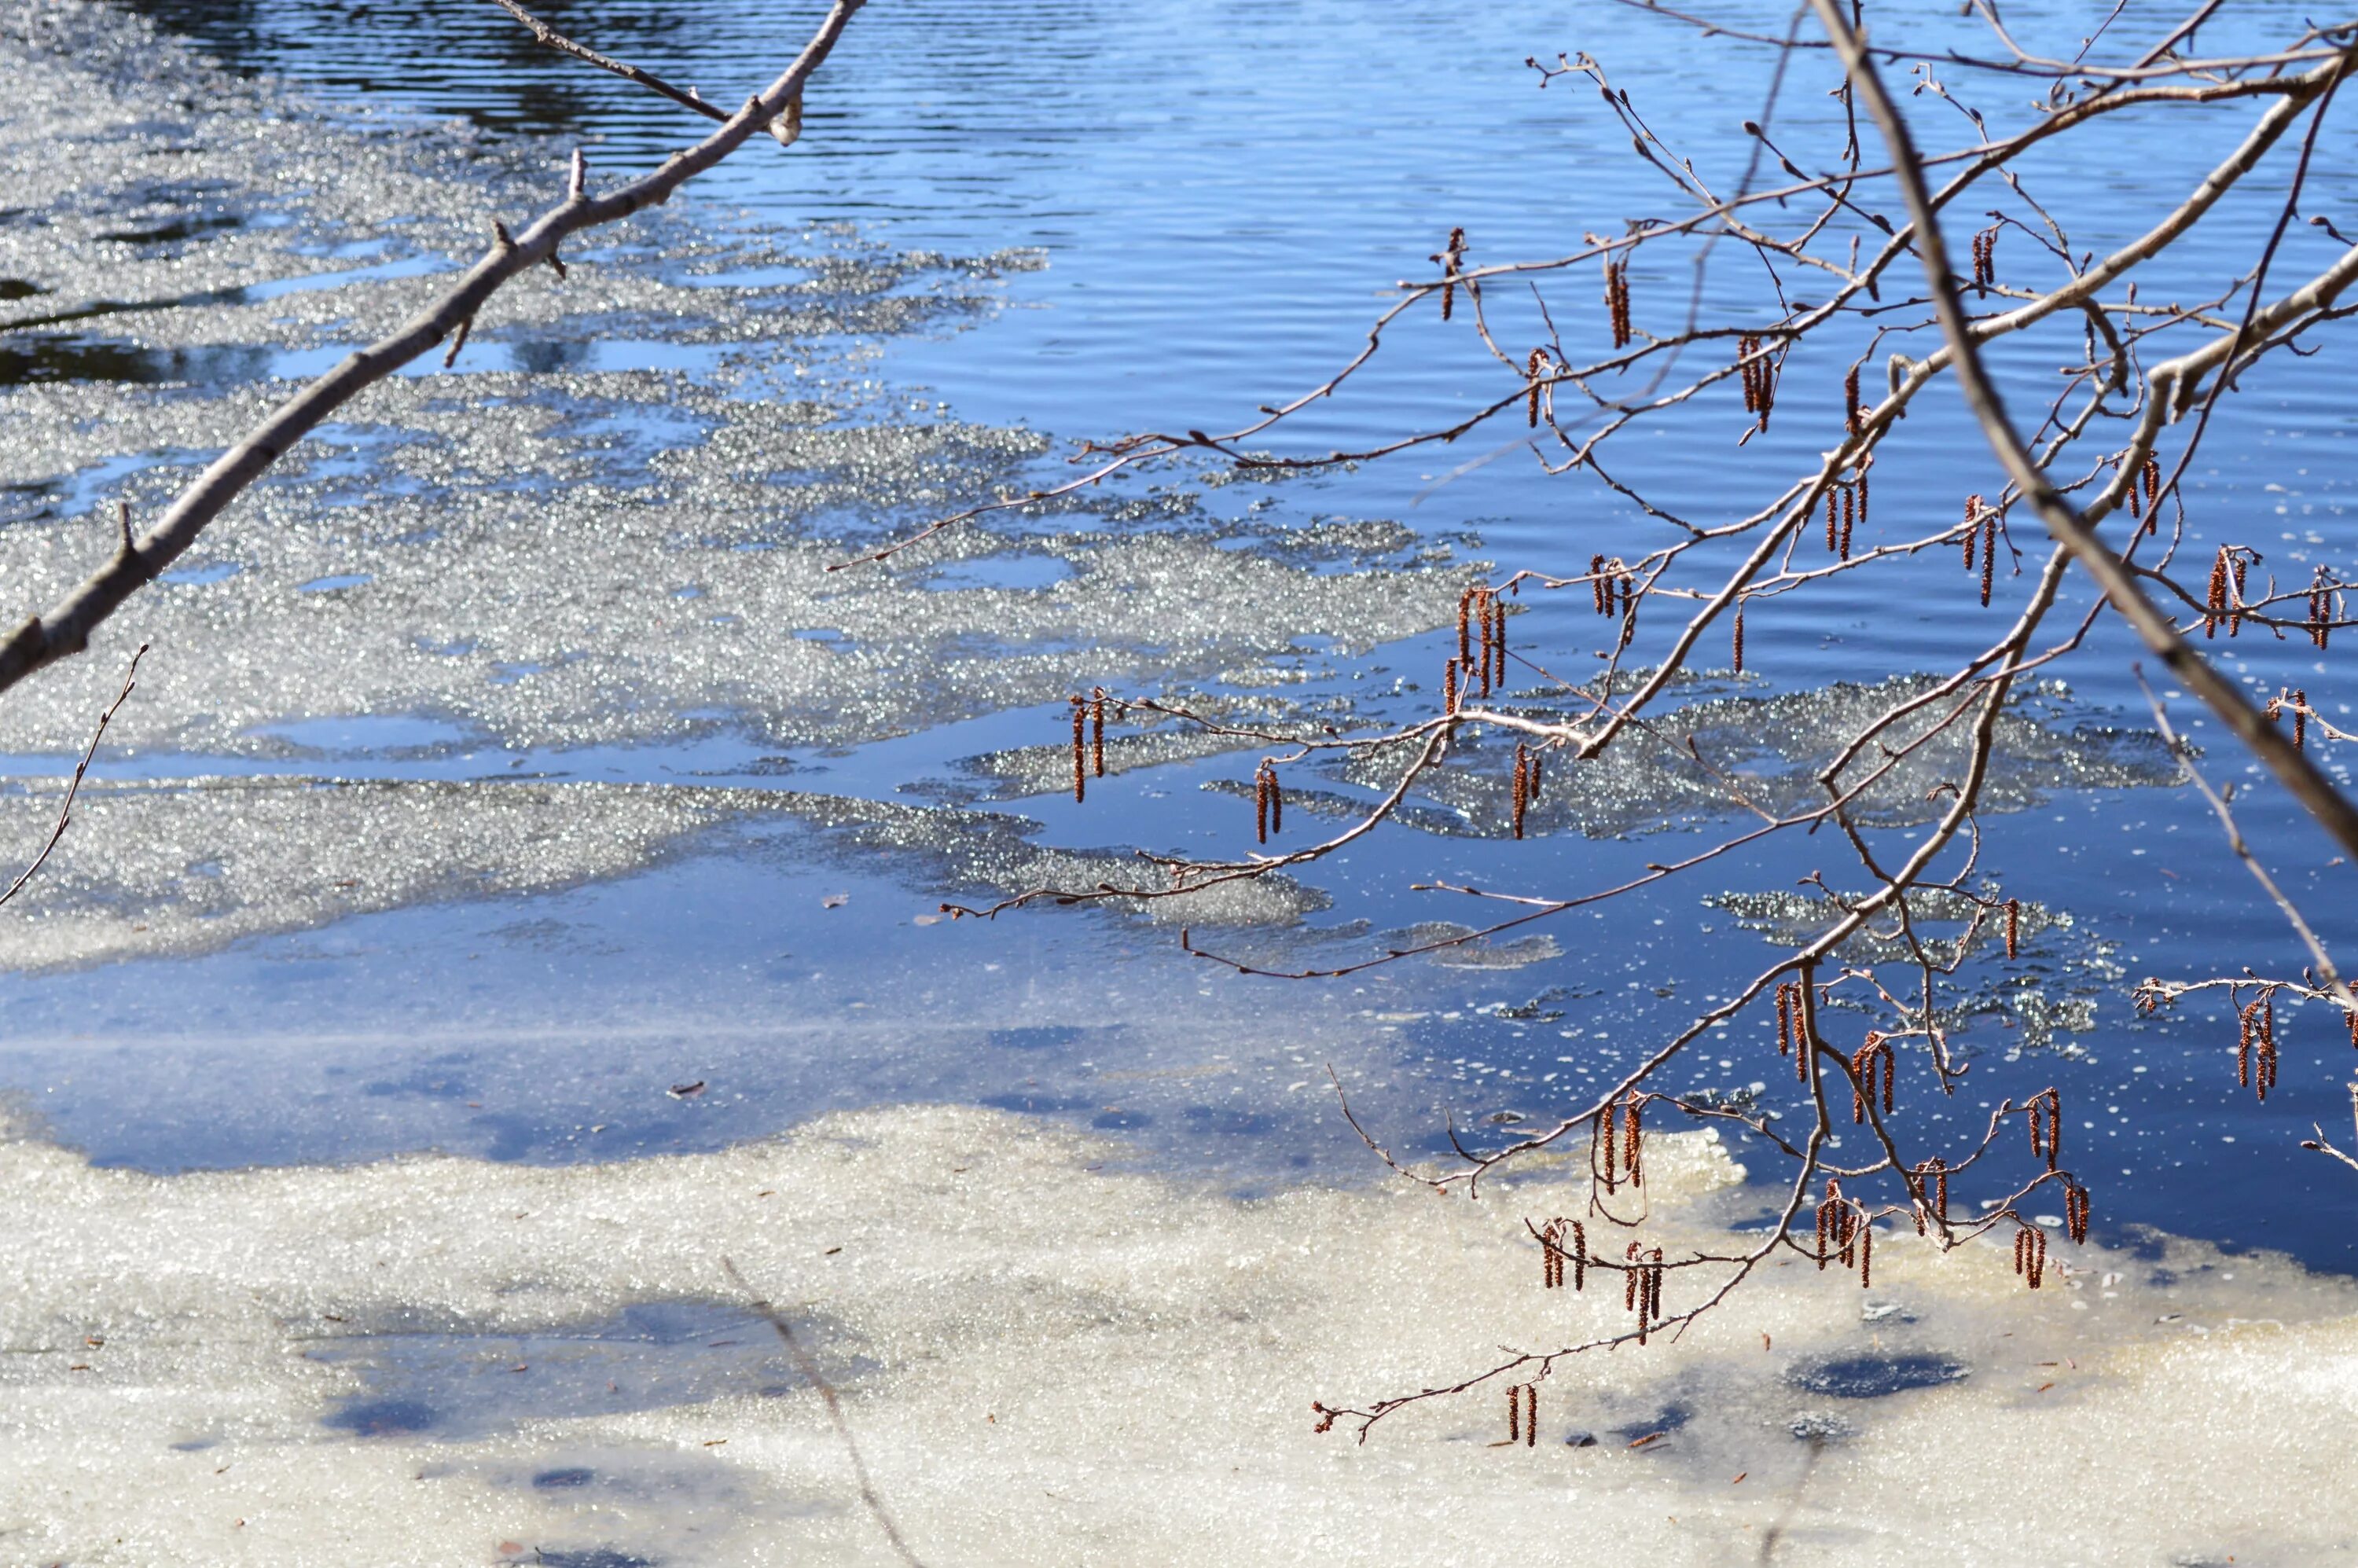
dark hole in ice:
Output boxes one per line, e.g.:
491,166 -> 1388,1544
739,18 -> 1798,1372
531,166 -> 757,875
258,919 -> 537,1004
328,1397 -> 440,1437
1785,1353 -> 1967,1399
1090,1109 -> 1152,1129
532,1466 -> 596,1489
1610,1401 -> 1691,1447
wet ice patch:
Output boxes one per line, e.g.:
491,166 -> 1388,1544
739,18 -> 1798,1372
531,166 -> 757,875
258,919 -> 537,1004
1334,675 -> 2177,841
0,774 -> 1322,971
1,1102 -> 2355,1565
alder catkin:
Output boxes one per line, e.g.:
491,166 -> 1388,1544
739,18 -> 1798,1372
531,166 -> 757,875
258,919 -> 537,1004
1732,601 -> 1746,673
2006,897 -> 2020,960
1091,692 -> 1106,777
1528,347 -> 1546,428
1980,511 -> 1996,606
1844,363 -> 1861,438
1964,495 -> 1981,571
1071,696 -> 1086,803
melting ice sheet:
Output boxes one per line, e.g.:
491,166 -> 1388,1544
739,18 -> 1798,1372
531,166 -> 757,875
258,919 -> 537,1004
2,1104 -> 2354,1565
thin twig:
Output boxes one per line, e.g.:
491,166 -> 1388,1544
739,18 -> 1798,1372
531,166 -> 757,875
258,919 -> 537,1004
721,1256 -> 927,1568
0,641 -> 147,913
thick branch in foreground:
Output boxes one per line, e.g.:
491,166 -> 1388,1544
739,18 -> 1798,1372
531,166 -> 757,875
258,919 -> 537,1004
0,0 -> 863,698
1808,0 -> 2358,861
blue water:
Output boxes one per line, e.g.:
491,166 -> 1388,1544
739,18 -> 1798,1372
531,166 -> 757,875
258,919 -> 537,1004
24,0 -> 2357,1269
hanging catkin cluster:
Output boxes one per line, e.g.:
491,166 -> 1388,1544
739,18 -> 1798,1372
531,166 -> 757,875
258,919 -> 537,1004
2014,1224 -> 2048,1289
1067,692 -> 1110,800
2268,689 -> 2310,751
2005,895 -> 2022,959
2065,1181 -> 2092,1246
1604,255 -> 1632,349
1971,226 -> 1998,294
1624,1243 -> 1665,1342
1960,495 -> 1998,605
2238,993 -> 2279,1101
1814,1178 -> 1871,1287
1459,585 -> 1509,698
1850,1032 -> 1893,1122
1434,226 -> 1467,320
1504,1383 -> 1537,1447
1254,759 -> 1283,844
1589,555 -> 1634,618
1738,333 -> 1778,425
1823,470 -> 1868,560
1600,1092 -> 1645,1192
1511,741 -> 1542,839
1775,979 -> 1812,1083
2125,454 -> 2162,530
1912,1155 -> 1950,1236
2026,1088 -> 2062,1172
2205,546 -> 2249,637
1541,1217 -> 1587,1291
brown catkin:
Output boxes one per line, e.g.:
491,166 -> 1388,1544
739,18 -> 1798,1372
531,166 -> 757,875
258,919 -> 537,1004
1528,348 -> 1546,428
1512,744 -> 1530,840
1441,226 -> 1464,320
1857,456 -> 1870,530
1964,495 -> 1982,571
1826,487 -> 1839,553
2231,553 -> 2249,636
1507,1384 -> 1520,1443
2239,1000 -> 2256,1087
1844,363 -> 1861,438
1071,697 -> 1086,803
1444,659 -> 1460,715
1625,1096 -> 1644,1188
1981,512 -> 1997,605
1732,601 -> 1746,673
2206,549 -> 2230,638
1254,762 -> 1270,845
1602,1102 -> 1620,1191
2295,689 -> 2309,751
1591,554 -> 1608,616
2006,898 -> 2020,959
1091,692 -> 1106,777
2127,458 -> 2143,520
1839,483 -> 1855,560
1457,589 -> 1473,667
1739,335 -> 1760,413
1524,1385 -> 1537,1447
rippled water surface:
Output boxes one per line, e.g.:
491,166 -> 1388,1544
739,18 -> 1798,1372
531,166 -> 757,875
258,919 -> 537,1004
2,0 -> 2347,1263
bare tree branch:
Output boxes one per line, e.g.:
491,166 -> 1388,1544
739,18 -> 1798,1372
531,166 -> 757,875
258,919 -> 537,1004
0,0 -> 863,699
